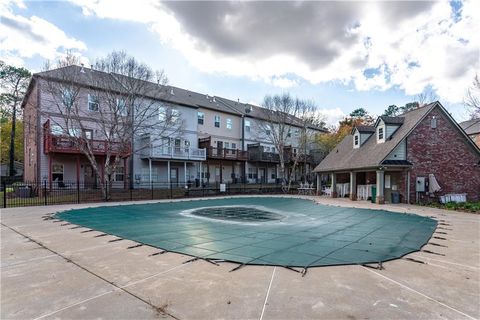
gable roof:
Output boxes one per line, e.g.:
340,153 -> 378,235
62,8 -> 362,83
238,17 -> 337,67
378,116 -> 405,125
459,118 -> 480,135
314,102 -> 459,172
352,125 -> 375,134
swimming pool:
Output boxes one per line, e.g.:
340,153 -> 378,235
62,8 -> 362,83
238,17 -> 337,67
57,197 -> 437,268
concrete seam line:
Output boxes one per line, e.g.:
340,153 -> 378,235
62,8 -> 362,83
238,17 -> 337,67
260,267 -> 276,320
0,254 -> 58,269
32,263 -> 191,320
1,223 -> 182,320
361,266 -> 476,320
410,255 -> 479,270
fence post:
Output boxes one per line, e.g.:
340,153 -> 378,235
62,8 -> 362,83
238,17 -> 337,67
44,180 -> 47,206
3,181 -> 6,208
130,180 -> 133,201
151,181 -> 153,200
77,180 -> 80,204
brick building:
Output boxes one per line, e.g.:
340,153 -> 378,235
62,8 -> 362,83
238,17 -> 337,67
314,102 -> 480,203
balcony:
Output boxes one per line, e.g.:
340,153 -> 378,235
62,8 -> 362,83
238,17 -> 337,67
248,150 -> 280,163
205,147 -> 248,161
43,134 -> 128,156
142,145 -> 206,161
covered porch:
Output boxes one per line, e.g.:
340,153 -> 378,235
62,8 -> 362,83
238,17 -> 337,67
316,167 -> 411,204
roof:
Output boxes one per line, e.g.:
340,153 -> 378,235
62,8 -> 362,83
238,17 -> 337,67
378,116 -> 405,125
354,125 -> 375,133
314,102 -> 438,172
459,118 -> 480,135
24,65 -> 325,130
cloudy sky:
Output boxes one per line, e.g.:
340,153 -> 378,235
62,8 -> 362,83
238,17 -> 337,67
1,0 -> 478,125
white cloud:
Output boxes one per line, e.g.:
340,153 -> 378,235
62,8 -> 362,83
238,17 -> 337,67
68,0 -> 479,103
316,108 -> 347,127
0,1 -> 87,67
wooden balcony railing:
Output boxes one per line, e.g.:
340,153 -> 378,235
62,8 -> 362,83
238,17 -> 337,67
248,150 -> 280,163
206,147 -> 248,161
43,133 -> 129,156
142,146 -> 206,161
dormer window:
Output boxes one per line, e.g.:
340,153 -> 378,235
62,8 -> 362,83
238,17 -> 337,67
354,134 -> 359,147
378,127 -> 384,140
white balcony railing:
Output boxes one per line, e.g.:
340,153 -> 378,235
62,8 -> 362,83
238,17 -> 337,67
143,145 -> 206,161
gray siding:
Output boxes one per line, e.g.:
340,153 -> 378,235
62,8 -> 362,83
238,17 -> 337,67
385,140 -> 406,160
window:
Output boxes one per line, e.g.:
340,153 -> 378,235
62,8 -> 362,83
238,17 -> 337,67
294,129 -> 299,137
354,135 -> 359,146
248,167 -> 258,179
68,128 -> 80,137
266,129 -> 271,136
197,112 -> 204,125
231,143 -> 237,150
51,125 -> 63,136
83,129 -> 93,140
28,148 -> 31,166
171,109 -> 180,122
265,146 -> 270,152
214,115 -> 220,128
158,106 -> 166,121
224,142 -> 230,149
52,163 -> 64,182
117,98 -> 127,116
226,118 -> 232,129
62,89 -> 73,110
245,120 -> 251,132
114,167 -> 124,182
287,130 -> 291,138
378,127 -> 384,140
88,94 -> 99,111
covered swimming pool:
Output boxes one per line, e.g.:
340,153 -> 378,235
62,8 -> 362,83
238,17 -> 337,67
56,197 -> 437,269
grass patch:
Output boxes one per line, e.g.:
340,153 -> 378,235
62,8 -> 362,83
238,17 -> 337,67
425,201 -> 480,214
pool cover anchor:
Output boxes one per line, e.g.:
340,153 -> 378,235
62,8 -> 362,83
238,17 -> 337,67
127,244 -> 143,249
421,249 -> 445,256
149,250 -> 167,256
362,261 -> 384,270
183,256 -> 220,266
109,238 -> 124,242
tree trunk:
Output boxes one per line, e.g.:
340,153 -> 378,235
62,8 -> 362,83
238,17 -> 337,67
9,103 -> 16,177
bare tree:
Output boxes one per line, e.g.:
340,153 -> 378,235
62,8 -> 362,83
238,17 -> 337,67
257,93 -> 323,191
415,88 -> 438,106
465,74 -> 480,119
41,51 -> 183,197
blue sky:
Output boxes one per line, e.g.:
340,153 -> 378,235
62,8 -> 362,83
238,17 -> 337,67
1,0 -> 478,125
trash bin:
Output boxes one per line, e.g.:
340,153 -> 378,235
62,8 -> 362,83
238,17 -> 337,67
391,191 -> 400,204
371,186 -> 376,203
17,186 -> 32,198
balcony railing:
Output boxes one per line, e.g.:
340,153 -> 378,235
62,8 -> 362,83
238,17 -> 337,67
248,150 -> 280,163
43,133 -> 128,156
142,146 -> 206,161
205,147 -> 248,161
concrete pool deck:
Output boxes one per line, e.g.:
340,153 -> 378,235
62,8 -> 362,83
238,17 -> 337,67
1,195 -> 479,319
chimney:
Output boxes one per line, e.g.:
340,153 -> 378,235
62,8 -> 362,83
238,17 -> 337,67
80,63 -> 85,73
170,88 -> 175,95
213,97 -> 216,103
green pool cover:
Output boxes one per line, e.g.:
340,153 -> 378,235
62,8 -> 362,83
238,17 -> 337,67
57,197 -> 437,268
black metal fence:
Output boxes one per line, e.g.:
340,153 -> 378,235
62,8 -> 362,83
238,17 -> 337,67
1,179 -> 299,208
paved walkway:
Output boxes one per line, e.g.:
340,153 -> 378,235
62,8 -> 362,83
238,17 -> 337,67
1,196 -> 479,319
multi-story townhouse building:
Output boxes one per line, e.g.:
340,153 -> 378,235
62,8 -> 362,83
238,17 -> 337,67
22,65 -> 326,188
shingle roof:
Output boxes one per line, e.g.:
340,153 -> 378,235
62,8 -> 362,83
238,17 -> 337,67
459,118 -> 480,135
314,103 -> 438,172
354,125 -> 375,133
378,116 -> 405,125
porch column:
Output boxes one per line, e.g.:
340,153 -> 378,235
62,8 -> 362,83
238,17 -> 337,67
149,158 -> 152,184
349,171 -> 357,201
331,173 -> 337,198
184,161 -> 187,187
199,162 -> 203,184
167,160 -> 171,189
316,173 -> 320,195
76,155 -> 80,185
376,170 -> 385,204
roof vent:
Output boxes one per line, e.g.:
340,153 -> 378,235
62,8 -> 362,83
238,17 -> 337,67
206,94 -> 209,99
170,88 -> 175,95
212,96 -> 216,103
245,105 -> 252,114
80,63 -> 85,73
431,116 -> 437,129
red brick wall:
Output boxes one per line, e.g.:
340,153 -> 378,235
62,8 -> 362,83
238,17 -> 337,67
23,81 -> 38,182
404,107 -> 480,202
